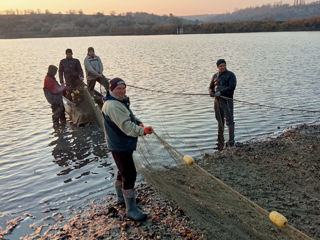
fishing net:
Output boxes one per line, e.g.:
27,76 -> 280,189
63,83 -> 104,128
134,130 -> 312,240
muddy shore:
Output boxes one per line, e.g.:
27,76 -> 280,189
17,183 -> 206,240
2,124 -> 319,239
197,124 -> 320,239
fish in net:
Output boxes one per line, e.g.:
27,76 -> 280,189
63,83 -> 104,128
134,130 -> 312,240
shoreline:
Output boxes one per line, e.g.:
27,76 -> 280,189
2,124 -> 319,239
0,29 -> 319,40
21,183 -> 207,240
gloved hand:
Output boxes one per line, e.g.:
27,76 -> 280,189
215,91 -> 221,97
144,126 -> 153,135
139,123 -> 144,127
209,90 -> 215,97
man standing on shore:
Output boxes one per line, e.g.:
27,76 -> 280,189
84,47 -> 109,93
59,48 -> 84,89
209,59 -> 237,150
102,78 -> 153,221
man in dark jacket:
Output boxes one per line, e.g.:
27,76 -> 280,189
102,78 -> 153,221
209,59 -> 237,150
43,65 -> 68,127
59,49 -> 84,88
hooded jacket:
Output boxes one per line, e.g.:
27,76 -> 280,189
43,74 -> 66,105
84,55 -> 103,81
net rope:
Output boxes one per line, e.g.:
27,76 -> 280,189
127,84 -> 320,113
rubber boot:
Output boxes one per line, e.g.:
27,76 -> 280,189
216,133 -> 224,151
123,189 -> 147,221
226,124 -> 235,147
114,180 -> 124,205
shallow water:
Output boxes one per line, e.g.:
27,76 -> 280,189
0,32 -> 319,238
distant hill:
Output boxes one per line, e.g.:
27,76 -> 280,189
0,9 -> 319,39
0,12 -> 193,38
182,1 -> 320,22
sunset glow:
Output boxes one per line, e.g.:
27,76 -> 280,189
0,0 -> 315,16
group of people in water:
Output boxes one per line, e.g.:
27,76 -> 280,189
43,47 -> 106,127
43,48 -> 236,221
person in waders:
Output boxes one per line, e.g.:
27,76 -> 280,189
209,59 -> 237,150
43,65 -> 68,127
102,78 -> 153,221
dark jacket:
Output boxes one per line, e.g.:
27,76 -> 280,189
59,58 -> 84,87
102,93 -> 142,152
209,70 -> 237,98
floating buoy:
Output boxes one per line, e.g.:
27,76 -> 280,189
269,211 -> 288,228
183,155 -> 194,166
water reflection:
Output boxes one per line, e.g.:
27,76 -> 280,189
49,124 -> 110,183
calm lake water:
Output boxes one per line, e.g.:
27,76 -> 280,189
0,32 -> 319,238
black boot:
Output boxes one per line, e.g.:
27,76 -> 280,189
226,124 -> 235,147
123,189 -> 147,221
114,180 -> 124,205
215,134 -> 224,151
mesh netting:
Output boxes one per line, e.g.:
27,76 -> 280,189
63,83 -> 104,128
134,131 -> 312,240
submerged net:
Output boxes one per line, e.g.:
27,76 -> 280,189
134,131 -> 312,240
63,83 -> 104,128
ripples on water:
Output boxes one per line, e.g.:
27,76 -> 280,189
0,32 -> 319,238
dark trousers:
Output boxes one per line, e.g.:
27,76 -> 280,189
111,151 -> 137,190
51,104 -> 66,124
87,76 -> 109,92
214,98 -> 235,145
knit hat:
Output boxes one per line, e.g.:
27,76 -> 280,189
216,59 -> 226,66
109,78 -> 126,91
47,65 -> 58,77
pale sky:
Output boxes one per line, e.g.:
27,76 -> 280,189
0,0 -> 315,16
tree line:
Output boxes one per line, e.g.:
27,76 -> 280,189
209,1 -> 320,22
0,12 -> 319,39
182,1 -> 320,22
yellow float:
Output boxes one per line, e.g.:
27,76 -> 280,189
269,211 -> 288,228
183,155 -> 195,166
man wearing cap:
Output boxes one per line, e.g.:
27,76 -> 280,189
84,47 -> 109,93
59,48 -> 84,89
43,65 -> 68,127
102,78 -> 153,221
209,59 -> 237,150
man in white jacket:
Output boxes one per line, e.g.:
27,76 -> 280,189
84,47 -> 109,92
